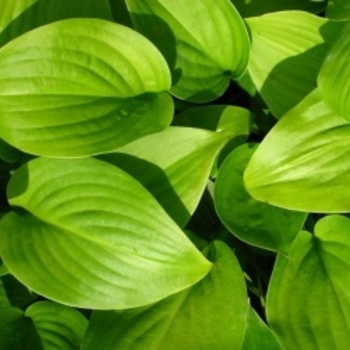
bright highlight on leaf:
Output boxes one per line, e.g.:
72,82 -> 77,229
0,18 -> 173,157
82,241 -> 248,350
244,89 -> 350,213
0,157 -> 212,309
126,0 -> 250,102
267,215 -> 350,350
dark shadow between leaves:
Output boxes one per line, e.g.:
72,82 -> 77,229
97,153 -> 190,228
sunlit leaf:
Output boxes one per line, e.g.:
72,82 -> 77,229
82,241 -> 248,350
126,0 -> 250,102
0,0 -> 112,47
247,11 -> 342,118
98,127 -> 227,227
0,157 -> 211,309
215,143 -> 306,252
267,215 -> 350,350
0,19 -> 172,157
244,89 -> 350,212
26,301 -> 88,350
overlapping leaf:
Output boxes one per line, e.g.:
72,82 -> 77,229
267,215 -> 350,350
26,301 -> 88,350
247,11 -> 342,118
0,157 -> 212,309
98,127 -> 228,227
82,241 -> 248,350
319,22 -> 350,120
0,19 -> 173,157
244,89 -> 350,212
126,0 -> 250,102
215,143 -> 306,252
0,0 -> 112,48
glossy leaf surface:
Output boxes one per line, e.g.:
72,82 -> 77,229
0,157 -> 212,309
247,11 -> 342,118
126,0 -> 250,102
0,0 -> 112,47
26,301 -> 88,350
267,215 -> 350,350
82,241 -> 248,350
244,89 -> 350,212
0,19 -> 172,157
98,127 -> 227,227
319,22 -> 350,121
215,143 -> 306,252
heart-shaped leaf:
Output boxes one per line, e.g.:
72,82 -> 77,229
0,19 -> 173,157
318,22 -> 350,120
244,89 -> 350,212
215,143 -> 306,252
242,307 -> 282,350
0,157 -> 211,309
267,215 -> 350,350
26,301 -> 88,350
247,11 -> 342,118
82,241 -> 248,350
126,0 -> 250,102
98,127 -> 227,227
0,0 -> 112,48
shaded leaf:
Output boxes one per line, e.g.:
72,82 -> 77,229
126,0 -> 250,102
0,19 -> 172,157
26,301 -> 88,350
82,241 -> 248,350
98,127 -> 228,227
267,215 -> 350,350
0,157 -> 211,309
0,0 -> 112,47
247,11 -> 343,118
244,89 -> 350,212
215,143 -> 306,252
327,0 -> 350,19
0,139 -> 21,163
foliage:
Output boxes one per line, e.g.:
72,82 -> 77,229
1,0 -> 350,349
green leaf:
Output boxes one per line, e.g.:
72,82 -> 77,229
0,306 -> 43,350
0,139 -> 21,163
326,0 -> 350,19
246,11 -> 343,118
215,143 -> 306,253
267,215 -> 350,350
319,22 -> 350,121
0,0 -> 113,47
98,127 -> 227,227
231,0 -> 326,17
82,241 -> 248,350
126,0 -> 250,102
0,157 -> 211,309
0,19 -> 173,157
244,89 -> 350,212
26,301 -> 88,350
242,307 -> 282,350
109,0 -> 133,27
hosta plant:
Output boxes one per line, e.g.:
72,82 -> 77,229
1,0 -> 350,349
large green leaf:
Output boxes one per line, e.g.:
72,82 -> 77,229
98,127 -> 227,227
0,157 -> 211,309
247,11 -> 342,118
126,0 -> 250,102
242,307 -> 282,350
26,301 -> 88,350
0,19 -> 172,157
327,0 -> 350,19
244,89 -> 350,212
215,143 -> 306,253
82,241 -> 248,350
0,306 -> 43,350
319,22 -> 350,121
0,0 -> 112,48
231,0 -> 326,17
267,215 -> 350,350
